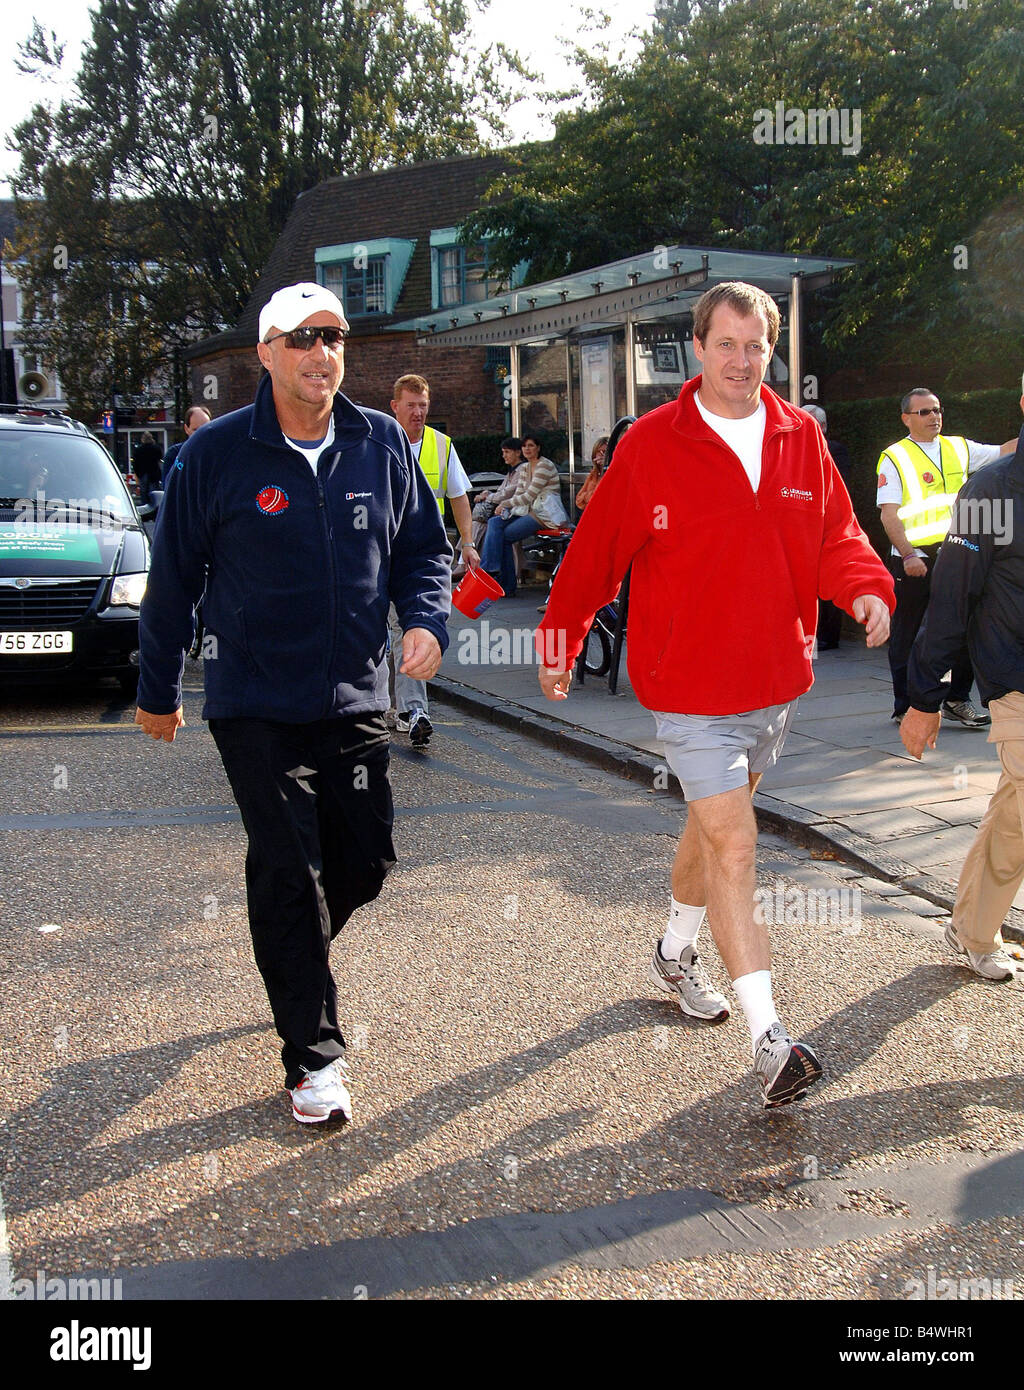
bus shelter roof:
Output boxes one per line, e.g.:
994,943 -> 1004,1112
388,244 -> 856,348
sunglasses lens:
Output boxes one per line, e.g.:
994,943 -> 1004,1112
286,327 -> 345,348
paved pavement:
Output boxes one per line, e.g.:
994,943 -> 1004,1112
2,684 -> 1022,1306
435,584 -> 1024,943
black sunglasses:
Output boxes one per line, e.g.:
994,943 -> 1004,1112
907,406 -> 942,416
264,326 -> 347,350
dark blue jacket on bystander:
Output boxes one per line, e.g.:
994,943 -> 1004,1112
909,424 -> 1024,711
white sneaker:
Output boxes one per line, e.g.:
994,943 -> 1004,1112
289,1057 -> 352,1125
650,942 -> 730,1021
944,922 -> 1017,981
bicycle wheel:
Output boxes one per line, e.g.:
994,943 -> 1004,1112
582,619 -> 611,677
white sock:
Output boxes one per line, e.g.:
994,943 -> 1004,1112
731,971 -> 781,1049
660,899 -> 705,958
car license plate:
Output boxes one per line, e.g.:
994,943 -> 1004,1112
0,631 -> 73,653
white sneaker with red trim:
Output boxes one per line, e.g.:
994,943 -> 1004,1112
289,1057 -> 352,1125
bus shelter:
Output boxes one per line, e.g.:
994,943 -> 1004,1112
390,244 -> 855,485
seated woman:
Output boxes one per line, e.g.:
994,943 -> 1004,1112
575,435 -> 609,510
479,432 -> 560,598
470,437 -> 524,552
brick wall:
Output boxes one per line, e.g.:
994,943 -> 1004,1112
189,332 -> 506,435
187,348 -> 262,422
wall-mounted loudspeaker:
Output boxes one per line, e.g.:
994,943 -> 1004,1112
19,372 -> 49,399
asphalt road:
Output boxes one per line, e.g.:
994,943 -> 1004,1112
1,676 -> 1022,1303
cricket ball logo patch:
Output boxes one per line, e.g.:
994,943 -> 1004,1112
922,471 -> 935,485
256,485 -> 289,515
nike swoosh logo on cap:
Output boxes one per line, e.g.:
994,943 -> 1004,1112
301,291 -> 314,297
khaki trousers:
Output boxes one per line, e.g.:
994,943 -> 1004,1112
952,690 -> 1024,954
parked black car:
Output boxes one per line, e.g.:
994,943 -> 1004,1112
0,406 -> 151,693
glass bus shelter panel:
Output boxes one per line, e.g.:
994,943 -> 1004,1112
519,339 -> 569,460
634,314 -> 696,417
767,345 -> 789,390
631,312 -> 790,417
612,334 -> 628,433
568,337 -> 582,475
566,329 -> 629,471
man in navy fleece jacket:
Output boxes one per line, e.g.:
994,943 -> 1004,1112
135,282 -> 451,1127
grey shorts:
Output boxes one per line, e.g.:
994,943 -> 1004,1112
652,702 -> 797,802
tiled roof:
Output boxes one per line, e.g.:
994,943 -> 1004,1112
233,151 -> 509,344
0,200 -> 18,247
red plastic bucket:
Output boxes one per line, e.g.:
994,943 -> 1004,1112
452,567 -> 504,619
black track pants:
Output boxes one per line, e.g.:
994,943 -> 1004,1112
888,550 -> 973,715
209,713 -> 396,1086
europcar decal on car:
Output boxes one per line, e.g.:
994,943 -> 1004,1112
0,523 -> 102,562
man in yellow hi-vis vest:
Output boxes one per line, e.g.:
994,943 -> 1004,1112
389,373 -> 479,747
877,387 -> 1016,727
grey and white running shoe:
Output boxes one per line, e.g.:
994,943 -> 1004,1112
942,700 -> 991,728
408,709 -> 433,747
753,1022 -> 822,1109
944,922 -> 1017,982
650,942 -> 730,1022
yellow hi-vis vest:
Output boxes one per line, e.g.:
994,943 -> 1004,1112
416,426 -> 452,516
878,435 -> 969,546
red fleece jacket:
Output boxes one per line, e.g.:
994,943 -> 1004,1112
536,379 -> 895,716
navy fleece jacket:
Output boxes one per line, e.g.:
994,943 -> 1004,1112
138,376 -> 451,721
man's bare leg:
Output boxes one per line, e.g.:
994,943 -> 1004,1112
653,774 -> 765,1023
670,771 -> 762,909
684,781 -> 768,979
679,773 -> 820,1105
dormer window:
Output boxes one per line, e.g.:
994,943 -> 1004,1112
314,239 -> 416,318
323,258 -> 386,316
430,228 -> 513,310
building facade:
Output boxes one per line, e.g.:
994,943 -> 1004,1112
185,154 -> 516,436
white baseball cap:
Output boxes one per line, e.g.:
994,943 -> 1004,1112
258,282 -> 350,341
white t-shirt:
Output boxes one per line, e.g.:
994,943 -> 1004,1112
876,436 -> 1003,555
695,393 -> 766,492
283,415 -> 336,473
411,433 -> 470,498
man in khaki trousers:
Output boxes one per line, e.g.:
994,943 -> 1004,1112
901,383 -> 1024,980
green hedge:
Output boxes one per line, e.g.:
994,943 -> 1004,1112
449,434 -> 508,472
452,431 -> 571,472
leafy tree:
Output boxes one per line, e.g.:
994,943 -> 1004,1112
12,167 -> 171,422
465,0 -> 1024,383
8,0 -> 526,419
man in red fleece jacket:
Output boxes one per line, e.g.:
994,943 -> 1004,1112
536,282 -> 895,1109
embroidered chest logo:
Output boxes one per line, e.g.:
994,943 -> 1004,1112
256,485 -> 290,515
346,491 -> 372,500
922,471 -> 935,484
780,486 -> 813,502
